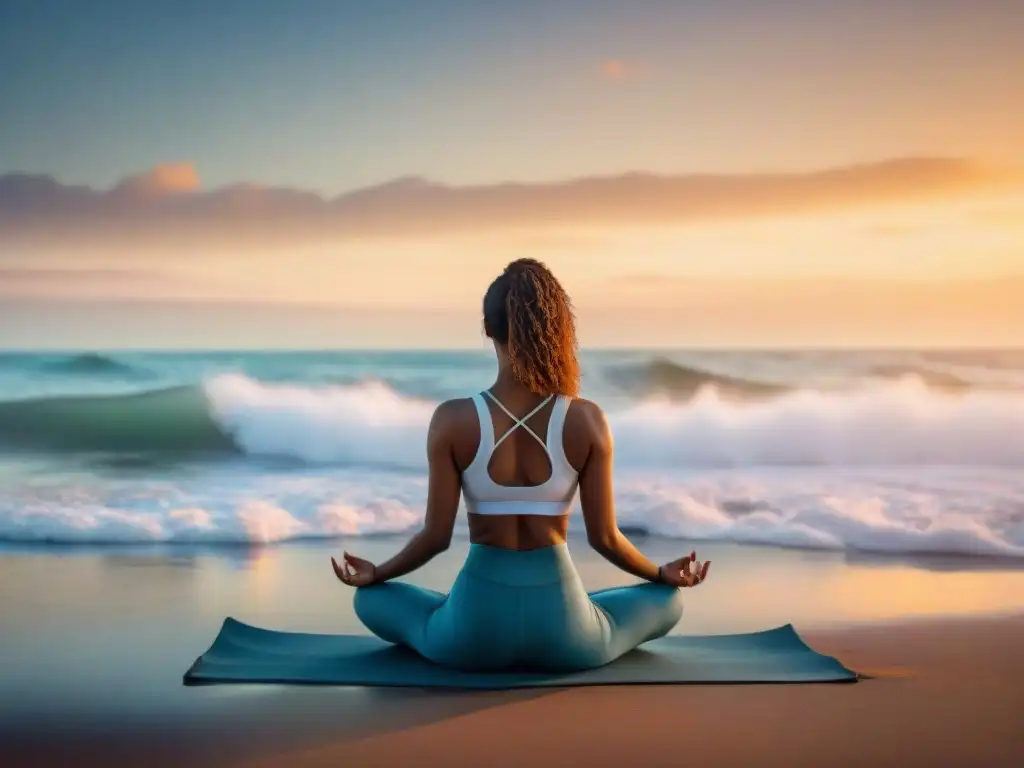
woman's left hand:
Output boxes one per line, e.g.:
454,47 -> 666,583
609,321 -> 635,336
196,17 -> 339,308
659,551 -> 711,588
331,551 -> 377,587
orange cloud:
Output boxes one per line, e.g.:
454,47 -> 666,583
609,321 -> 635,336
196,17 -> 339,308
1,158 -> 1018,251
599,59 -> 645,82
116,162 -> 201,195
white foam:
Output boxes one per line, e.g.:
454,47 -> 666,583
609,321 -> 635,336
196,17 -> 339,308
1,465 -> 1022,558
3,375 -> 1023,557
608,467 -> 1024,557
206,373 -> 434,468
204,374 -> 1024,467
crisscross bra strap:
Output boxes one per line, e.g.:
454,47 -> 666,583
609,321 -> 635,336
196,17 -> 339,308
481,390 -> 553,454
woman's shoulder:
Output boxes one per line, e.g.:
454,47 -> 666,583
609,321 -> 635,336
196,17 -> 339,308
431,397 -> 478,425
425,398 -> 480,457
564,396 -> 610,439
565,395 -> 605,418
559,397 -> 611,468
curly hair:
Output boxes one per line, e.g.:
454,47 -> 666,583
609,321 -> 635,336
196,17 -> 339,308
482,258 -> 580,397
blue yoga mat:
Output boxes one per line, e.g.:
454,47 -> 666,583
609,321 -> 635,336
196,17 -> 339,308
184,618 -> 857,689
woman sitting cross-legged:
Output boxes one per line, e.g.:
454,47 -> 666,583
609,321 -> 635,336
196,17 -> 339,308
331,258 -> 710,672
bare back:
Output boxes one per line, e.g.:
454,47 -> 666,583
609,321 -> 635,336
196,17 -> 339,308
435,387 -> 607,551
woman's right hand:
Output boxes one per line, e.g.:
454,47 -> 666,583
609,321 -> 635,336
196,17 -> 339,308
659,551 -> 710,588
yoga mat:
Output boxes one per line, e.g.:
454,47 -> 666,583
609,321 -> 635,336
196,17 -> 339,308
184,618 -> 858,689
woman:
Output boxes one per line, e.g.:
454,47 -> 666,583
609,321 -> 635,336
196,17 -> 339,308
332,258 -> 711,672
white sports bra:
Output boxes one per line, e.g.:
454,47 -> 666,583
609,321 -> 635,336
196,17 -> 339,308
462,391 -> 579,517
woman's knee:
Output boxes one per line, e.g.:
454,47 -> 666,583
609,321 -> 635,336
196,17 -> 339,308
668,587 -> 684,625
353,582 -> 447,648
644,583 -> 684,630
353,584 -> 396,635
352,583 -> 376,615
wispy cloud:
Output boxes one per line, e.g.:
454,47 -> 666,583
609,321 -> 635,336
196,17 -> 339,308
0,267 -> 215,300
0,267 -> 168,285
862,222 -> 923,238
494,232 -> 608,252
574,274 -> 1024,347
973,201 -> 1024,229
0,158 -> 1018,252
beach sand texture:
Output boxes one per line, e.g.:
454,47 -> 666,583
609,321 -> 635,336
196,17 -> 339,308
4,614 -> 1021,767
252,615 -> 1024,768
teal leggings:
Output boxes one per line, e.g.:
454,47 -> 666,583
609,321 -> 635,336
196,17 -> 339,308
354,543 -> 683,672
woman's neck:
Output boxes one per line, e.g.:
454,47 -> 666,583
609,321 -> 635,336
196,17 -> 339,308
490,367 -> 541,404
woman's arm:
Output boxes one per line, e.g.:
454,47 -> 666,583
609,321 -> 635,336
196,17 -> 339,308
372,401 -> 462,582
576,401 -> 710,587
334,401 -> 462,586
576,401 -> 663,582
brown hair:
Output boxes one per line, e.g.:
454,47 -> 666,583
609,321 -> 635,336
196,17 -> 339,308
482,258 -> 580,397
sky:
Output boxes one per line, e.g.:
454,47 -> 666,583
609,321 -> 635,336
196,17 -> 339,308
1,0 -> 1023,348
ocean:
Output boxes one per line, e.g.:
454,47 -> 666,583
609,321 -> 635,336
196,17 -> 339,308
1,348 -> 1023,557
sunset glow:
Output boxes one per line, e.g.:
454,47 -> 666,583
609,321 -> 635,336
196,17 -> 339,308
1,1 -> 1022,347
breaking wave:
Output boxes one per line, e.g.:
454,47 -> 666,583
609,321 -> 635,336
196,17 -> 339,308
1,373 -> 1022,468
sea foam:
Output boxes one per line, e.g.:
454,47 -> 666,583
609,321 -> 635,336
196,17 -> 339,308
206,374 -> 1024,468
2,373 -> 1023,557
1,464 -> 1022,557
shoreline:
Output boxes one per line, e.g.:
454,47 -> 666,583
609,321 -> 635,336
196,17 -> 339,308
4,531 -> 1023,567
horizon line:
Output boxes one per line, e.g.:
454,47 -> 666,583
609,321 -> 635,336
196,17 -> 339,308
3,343 -> 1023,353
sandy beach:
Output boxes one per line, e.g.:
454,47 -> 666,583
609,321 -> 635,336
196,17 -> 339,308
4,538 -> 1024,766
251,614 -> 1024,768
4,538 -> 1024,768
4,609 -> 1022,767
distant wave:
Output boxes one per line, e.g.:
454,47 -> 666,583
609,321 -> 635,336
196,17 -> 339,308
44,352 -> 149,377
2,373 -> 1022,468
0,352 -> 152,379
918,349 -> 1024,371
607,357 -> 996,400
869,363 -> 974,392
603,358 -> 791,401
47,352 -> 113,372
